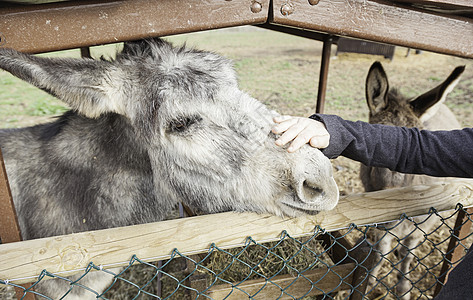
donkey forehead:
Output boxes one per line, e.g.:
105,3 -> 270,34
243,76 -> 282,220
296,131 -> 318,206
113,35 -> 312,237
136,56 -> 237,104
143,47 -> 237,86
115,40 -> 252,125
157,87 -> 274,131
158,87 -> 259,117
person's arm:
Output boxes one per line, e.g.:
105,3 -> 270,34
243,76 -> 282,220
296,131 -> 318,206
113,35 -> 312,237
273,114 -> 473,178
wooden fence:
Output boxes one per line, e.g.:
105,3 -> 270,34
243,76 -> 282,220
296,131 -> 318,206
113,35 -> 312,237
1,180 -> 472,291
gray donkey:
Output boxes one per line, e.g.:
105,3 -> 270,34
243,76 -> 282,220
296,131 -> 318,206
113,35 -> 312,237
361,61 -> 465,299
0,38 -> 339,299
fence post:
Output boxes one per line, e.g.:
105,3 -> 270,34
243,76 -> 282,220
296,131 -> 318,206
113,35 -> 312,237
318,230 -> 375,300
347,241 -> 377,300
434,207 -> 473,296
0,149 -> 35,300
315,35 -> 333,114
80,47 -> 92,58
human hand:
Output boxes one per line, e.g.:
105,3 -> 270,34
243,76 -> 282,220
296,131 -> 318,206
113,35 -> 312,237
272,116 -> 330,153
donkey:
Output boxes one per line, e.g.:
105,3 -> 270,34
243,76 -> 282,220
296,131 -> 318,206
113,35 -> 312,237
361,61 -> 465,299
0,38 -> 339,299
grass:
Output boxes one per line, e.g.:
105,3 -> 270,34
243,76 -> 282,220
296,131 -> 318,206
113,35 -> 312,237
0,74 -> 64,124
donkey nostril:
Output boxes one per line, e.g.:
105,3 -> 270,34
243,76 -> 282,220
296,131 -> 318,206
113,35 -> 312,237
302,180 -> 324,200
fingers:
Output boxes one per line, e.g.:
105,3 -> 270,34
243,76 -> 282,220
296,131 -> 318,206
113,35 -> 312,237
287,131 -> 312,152
273,115 -> 292,123
272,116 -> 297,135
309,134 -> 329,149
272,116 -> 329,152
275,122 -> 307,148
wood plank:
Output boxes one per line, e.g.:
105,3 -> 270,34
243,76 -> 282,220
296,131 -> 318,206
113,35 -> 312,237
0,0 -> 270,54
205,263 -> 355,299
0,148 -> 34,300
394,0 -> 473,10
433,206 -> 473,296
1,180 -> 473,284
271,0 -> 473,58
0,149 -> 22,244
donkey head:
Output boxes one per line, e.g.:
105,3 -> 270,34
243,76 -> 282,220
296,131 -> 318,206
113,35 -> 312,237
0,38 -> 339,218
361,61 -> 465,191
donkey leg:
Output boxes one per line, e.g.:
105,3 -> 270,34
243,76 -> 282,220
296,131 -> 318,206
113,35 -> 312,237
395,233 -> 424,300
367,233 -> 394,292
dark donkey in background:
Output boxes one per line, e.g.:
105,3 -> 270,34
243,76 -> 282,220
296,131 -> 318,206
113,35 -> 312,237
0,38 -> 339,299
361,61 -> 466,299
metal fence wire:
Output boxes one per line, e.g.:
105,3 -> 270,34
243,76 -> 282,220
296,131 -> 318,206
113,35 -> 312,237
1,204 -> 472,300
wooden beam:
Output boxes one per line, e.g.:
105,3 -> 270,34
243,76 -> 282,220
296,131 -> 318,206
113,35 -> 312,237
0,0 -> 270,54
0,150 -> 35,299
205,263 -> 355,299
0,180 -> 473,284
433,206 -> 473,296
394,0 -> 473,10
270,0 -> 473,58
0,149 -> 22,244
256,23 -> 329,42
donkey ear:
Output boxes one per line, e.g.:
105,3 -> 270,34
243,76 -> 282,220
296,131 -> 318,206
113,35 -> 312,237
365,61 -> 389,114
410,66 -> 465,118
0,48 -> 127,118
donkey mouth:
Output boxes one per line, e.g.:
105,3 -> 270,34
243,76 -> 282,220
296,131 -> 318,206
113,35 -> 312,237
281,201 -> 321,215
281,194 -> 322,215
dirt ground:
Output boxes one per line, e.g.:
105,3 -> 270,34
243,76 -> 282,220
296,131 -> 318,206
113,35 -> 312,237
1,28 -> 472,299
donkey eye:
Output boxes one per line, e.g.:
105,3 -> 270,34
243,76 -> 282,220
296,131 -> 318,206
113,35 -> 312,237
168,116 -> 201,133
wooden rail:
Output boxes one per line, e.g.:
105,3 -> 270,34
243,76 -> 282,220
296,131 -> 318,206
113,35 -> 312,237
1,0 -> 472,58
0,149 -> 35,299
0,0 -> 270,54
205,263 -> 356,299
0,180 -> 472,284
271,0 -> 473,59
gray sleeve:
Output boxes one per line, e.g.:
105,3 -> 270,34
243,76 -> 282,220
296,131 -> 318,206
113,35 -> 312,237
310,114 -> 473,178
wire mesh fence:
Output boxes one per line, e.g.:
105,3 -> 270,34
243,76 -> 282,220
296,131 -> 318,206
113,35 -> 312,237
1,204 -> 472,300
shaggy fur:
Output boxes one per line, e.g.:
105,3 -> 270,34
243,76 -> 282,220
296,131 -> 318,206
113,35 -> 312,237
361,62 -> 465,299
0,38 -> 338,299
